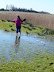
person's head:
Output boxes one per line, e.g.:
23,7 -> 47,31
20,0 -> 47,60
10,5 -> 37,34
17,16 -> 20,19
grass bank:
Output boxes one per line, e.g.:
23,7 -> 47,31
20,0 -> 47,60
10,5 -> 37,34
0,20 -> 54,36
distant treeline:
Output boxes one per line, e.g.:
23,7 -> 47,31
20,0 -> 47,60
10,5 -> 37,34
0,8 -> 50,14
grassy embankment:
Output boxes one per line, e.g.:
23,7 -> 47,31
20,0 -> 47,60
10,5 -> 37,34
0,20 -> 54,35
0,52 -> 54,72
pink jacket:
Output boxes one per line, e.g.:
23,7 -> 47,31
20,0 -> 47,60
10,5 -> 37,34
11,18 -> 22,26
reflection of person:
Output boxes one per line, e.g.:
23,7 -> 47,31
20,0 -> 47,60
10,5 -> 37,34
11,16 -> 26,39
15,37 -> 20,45
15,38 -> 20,53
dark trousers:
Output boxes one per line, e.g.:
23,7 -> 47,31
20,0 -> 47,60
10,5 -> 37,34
16,26 -> 21,33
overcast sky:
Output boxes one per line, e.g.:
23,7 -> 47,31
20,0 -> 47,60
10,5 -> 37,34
0,0 -> 54,14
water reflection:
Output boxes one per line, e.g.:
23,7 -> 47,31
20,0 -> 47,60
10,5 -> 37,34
14,37 -> 20,53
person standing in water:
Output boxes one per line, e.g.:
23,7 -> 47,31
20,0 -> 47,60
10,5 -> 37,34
11,16 -> 26,39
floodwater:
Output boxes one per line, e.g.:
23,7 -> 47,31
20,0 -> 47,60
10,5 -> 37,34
0,30 -> 54,62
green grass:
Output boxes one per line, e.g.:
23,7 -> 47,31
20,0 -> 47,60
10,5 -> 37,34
0,53 -> 54,72
21,23 -> 46,35
0,20 -> 15,31
0,20 -> 54,35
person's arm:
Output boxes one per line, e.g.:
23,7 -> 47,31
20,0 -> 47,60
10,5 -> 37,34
22,19 -> 26,22
11,18 -> 17,23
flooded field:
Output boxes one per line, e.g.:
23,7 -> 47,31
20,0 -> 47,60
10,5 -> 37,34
0,30 -> 54,62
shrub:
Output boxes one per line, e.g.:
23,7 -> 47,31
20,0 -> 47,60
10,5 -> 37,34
32,27 -> 36,30
49,29 -> 54,35
4,29 -> 10,32
11,28 -> 15,31
9,25 -> 12,27
28,27 -> 32,31
38,26 -> 43,29
42,28 -> 54,35
26,31 -> 29,35
7,20 -> 11,22
1,20 -> 6,22
23,26 -> 28,28
29,24 -> 33,27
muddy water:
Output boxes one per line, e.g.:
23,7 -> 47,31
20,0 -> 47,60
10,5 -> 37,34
0,30 -> 54,62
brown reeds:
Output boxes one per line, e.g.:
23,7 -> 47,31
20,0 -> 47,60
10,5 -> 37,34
0,11 -> 54,29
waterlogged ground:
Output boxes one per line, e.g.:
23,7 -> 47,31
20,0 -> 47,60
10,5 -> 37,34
0,30 -> 54,72
0,30 -> 54,63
